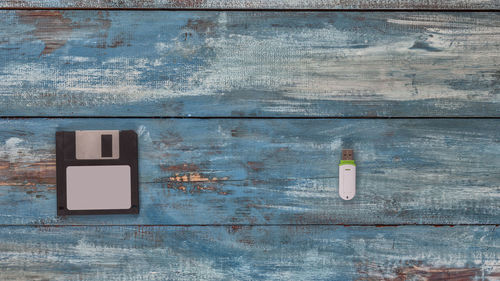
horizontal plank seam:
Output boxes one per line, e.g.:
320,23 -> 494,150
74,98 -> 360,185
1,116 -> 499,120
0,176 -> 337,185
0,224 -> 498,227
144,176 -> 337,183
0,8 -> 499,12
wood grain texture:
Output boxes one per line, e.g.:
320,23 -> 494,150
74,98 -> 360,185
1,0 -> 500,9
1,11 -> 499,117
0,118 -> 498,225
0,225 -> 498,280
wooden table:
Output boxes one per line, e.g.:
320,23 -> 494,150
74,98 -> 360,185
0,1 -> 499,280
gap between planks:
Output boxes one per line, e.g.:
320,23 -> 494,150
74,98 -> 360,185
0,8 -> 500,12
0,224 -> 498,227
1,116 -> 499,119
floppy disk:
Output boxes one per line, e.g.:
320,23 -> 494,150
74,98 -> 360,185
56,130 -> 139,215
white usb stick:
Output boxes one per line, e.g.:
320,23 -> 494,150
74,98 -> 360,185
339,149 -> 356,200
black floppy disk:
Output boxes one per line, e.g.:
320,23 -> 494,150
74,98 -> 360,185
56,130 -> 139,215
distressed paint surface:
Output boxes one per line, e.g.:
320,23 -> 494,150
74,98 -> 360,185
0,119 -> 498,225
0,225 -> 498,280
1,0 -> 499,9
1,4 -> 499,279
0,11 -> 499,117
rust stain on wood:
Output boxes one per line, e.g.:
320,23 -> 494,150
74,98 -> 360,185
108,36 -> 124,48
394,266 -> 482,281
168,173 -> 228,183
90,12 -> 113,49
165,172 -> 230,195
247,161 -> 264,172
161,163 -> 199,172
226,225 -> 256,245
358,264 -> 490,281
229,225 -> 243,233
0,160 -> 56,191
170,173 -> 207,182
16,11 -> 73,55
16,10 -> 113,54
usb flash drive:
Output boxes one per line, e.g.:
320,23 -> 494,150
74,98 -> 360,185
339,149 -> 356,200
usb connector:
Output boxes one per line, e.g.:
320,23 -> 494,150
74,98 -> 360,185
342,149 -> 353,160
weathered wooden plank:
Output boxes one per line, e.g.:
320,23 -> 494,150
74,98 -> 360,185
1,0 -> 499,9
0,225 -> 498,280
1,11 -> 499,117
0,118 -> 498,225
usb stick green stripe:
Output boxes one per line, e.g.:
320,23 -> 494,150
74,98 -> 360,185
339,160 -> 356,166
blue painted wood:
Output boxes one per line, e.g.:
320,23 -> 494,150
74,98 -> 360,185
1,0 -> 499,9
0,7 -> 498,279
0,225 -> 498,280
0,118 -> 498,225
0,11 -> 499,117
